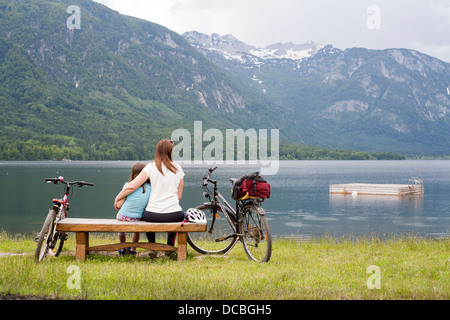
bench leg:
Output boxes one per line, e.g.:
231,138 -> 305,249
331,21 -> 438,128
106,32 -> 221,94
177,233 -> 187,261
76,232 -> 89,260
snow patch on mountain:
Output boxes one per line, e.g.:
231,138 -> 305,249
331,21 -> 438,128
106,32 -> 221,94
250,41 -> 325,61
183,31 -> 324,63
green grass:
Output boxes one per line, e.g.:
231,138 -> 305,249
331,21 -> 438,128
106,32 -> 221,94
0,231 -> 449,300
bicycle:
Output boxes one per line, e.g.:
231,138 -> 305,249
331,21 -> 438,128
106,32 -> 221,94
187,167 -> 272,262
35,176 -> 94,262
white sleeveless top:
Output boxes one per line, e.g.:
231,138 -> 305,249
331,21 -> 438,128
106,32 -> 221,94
143,162 -> 184,213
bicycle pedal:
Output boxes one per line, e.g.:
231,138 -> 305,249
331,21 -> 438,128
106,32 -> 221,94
215,234 -> 233,242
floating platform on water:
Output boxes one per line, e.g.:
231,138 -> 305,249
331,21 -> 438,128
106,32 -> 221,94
329,177 -> 424,196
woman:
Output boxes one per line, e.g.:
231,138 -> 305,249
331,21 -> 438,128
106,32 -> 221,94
114,139 -> 184,250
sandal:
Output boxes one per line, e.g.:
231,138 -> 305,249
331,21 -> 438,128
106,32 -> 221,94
118,247 -> 130,255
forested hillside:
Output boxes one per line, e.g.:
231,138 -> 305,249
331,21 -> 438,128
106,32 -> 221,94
0,0 -> 406,160
0,0 -> 276,160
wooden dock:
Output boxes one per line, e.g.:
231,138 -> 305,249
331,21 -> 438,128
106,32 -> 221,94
330,178 -> 424,196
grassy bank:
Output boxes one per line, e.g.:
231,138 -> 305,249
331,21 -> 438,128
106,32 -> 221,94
0,231 -> 448,300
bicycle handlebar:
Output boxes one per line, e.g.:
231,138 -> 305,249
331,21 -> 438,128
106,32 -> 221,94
202,166 -> 218,186
45,177 -> 94,187
210,166 -> 218,172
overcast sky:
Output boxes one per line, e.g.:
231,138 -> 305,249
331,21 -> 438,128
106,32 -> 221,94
93,0 -> 450,62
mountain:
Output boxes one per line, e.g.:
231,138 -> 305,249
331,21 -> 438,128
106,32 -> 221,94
0,0 -> 298,160
183,31 -> 324,63
0,0 -> 443,161
184,32 -> 450,156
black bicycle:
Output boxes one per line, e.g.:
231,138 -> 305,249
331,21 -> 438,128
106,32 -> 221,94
35,177 -> 94,262
187,167 -> 272,262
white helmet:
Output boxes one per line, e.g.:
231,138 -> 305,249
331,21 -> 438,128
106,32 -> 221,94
185,208 -> 207,223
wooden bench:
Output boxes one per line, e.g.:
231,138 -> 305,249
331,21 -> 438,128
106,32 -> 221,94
56,218 -> 207,261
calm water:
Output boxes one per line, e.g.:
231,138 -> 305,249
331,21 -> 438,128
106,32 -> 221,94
0,160 -> 449,238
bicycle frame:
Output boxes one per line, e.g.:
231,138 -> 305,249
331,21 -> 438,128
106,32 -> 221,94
204,181 -> 237,233
46,176 -> 93,221
47,177 -> 93,242
47,180 -> 73,247
202,171 -> 263,240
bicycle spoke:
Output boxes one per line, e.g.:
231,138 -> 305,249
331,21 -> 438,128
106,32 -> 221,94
35,209 -> 56,262
187,204 -> 237,254
240,204 -> 272,263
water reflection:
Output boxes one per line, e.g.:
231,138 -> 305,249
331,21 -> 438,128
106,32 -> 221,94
329,194 -> 424,215
0,160 -> 449,238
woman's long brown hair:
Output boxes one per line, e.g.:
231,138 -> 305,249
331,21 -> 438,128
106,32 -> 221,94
154,139 -> 177,175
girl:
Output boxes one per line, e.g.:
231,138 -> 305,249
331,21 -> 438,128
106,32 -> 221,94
114,140 -> 184,254
115,162 -> 151,255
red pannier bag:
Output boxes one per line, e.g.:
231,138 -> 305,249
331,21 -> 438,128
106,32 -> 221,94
232,172 -> 271,200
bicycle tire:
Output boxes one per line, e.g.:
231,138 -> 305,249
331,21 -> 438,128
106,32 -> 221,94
187,204 -> 238,255
35,209 -> 56,262
52,232 -> 66,257
240,203 -> 272,263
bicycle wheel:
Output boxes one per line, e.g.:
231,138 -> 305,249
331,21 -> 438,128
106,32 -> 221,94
240,203 -> 272,262
52,232 -> 66,257
187,204 -> 238,254
52,207 -> 67,256
35,209 -> 56,262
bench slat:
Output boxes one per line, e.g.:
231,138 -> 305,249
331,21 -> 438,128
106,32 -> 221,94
56,218 -> 206,232
87,242 -> 177,252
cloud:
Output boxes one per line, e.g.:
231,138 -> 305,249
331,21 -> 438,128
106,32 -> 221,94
93,0 -> 450,62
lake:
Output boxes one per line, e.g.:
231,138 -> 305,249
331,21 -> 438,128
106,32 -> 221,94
0,160 -> 449,239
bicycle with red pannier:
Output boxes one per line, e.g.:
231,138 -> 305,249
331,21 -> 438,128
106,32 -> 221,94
187,167 -> 272,262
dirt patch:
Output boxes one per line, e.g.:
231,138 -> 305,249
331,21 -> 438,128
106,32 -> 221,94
0,253 -> 27,258
0,293 -> 59,300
